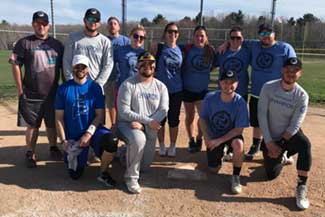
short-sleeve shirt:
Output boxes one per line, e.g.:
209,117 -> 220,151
200,90 -> 249,139
9,35 -> 64,98
55,79 -> 104,140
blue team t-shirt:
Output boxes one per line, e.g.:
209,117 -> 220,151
243,39 -> 296,96
114,45 -> 145,87
155,44 -> 183,94
200,90 -> 249,139
216,47 -> 250,96
107,35 -> 131,81
55,79 -> 105,140
181,45 -> 216,92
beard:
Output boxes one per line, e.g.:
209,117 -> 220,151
140,71 -> 153,78
85,25 -> 98,33
74,72 -> 87,80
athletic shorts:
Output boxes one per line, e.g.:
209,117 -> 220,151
161,91 -> 183,128
18,93 -> 55,128
249,95 -> 259,127
206,135 -> 244,168
104,80 -> 116,109
182,89 -> 208,103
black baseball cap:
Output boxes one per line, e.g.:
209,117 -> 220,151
32,11 -> 49,25
220,70 -> 238,81
258,23 -> 273,33
85,8 -> 101,22
284,57 -> 302,69
137,51 -> 156,63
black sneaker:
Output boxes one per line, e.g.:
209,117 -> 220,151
97,172 -> 116,187
25,150 -> 37,168
245,144 -> 260,160
195,138 -> 202,152
188,138 -> 197,153
50,145 -> 63,160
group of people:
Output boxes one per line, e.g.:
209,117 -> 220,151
8,8 -> 312,210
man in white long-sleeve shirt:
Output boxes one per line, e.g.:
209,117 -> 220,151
258,57 -> 312,210
63,8 -> 113,90
117,51 -> 169,194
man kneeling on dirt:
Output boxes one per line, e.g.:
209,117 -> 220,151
55,55 -> 118,187
117,51 -> 169,194
199,70 -> 249,194
258,57 -> 312,210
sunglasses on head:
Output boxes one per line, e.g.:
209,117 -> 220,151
230,36 -> 242,40
133,33 -> 146,41
167,29 -> 179,34
259,31 -> 272,37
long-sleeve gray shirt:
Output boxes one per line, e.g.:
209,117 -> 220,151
258,79 -> 309,144
117,75 -> 169,124
63,31 -> 114,89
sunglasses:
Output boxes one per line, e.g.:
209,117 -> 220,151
73,65 -> 87,72
139,61 -> 155,68
230,36 -> 242,40
86,17 -> 99,23
167,29 -> 179,34
133,33 -> 146,41
259,31 -> 272,37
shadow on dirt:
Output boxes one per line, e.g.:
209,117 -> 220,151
0,145 -> 299,211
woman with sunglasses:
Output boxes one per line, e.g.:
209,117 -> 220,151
115,25 -> 146,89
150,22 -> 183,157
181,25 -> 216,153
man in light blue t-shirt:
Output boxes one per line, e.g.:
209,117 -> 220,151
199,70 -> 249,194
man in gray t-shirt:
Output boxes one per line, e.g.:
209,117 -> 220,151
117,51 -> 169,194
258,57 -> 312,210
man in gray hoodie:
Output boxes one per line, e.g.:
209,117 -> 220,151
117,51 -> 169,194
63,8 -> 113,90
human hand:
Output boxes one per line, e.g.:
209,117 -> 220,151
217,41 -> 229,54
266,141 -> 282,158
148,120 -> 161,131
79,133 -> 92,147
131,121 -> 144,130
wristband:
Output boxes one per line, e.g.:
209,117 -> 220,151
86,124 -> 97,136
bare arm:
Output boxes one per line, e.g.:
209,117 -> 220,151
11,64 -> 23,96
55,109 -> 68,150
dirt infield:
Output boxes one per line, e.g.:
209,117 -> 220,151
0,101 -> 324,217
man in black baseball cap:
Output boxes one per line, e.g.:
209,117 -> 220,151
84,8 -> 101,23
32,11 -> 49,25
258,23 -> 273,34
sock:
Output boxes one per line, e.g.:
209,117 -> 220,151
252,138 -> 262,147
297,175 -> 308,186
233,166 -> 241,176
170,143 -> 175,148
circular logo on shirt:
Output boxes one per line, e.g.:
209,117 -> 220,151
222,57 -> 243,74
211,111 -> 232,134
191,54 -> 210,71
126,53 -> 138,72
164,53 -> 181,72
256,52 -> 273,69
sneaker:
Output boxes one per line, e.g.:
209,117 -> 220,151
281,152 -> 294,166
97,172 -> 116,187
168,145 -> 176,157
231,175 -> 242,194
25,151 -> 37,168
188,139 -> 196,153
224,153 -> 233,162
159,144 -> 166,156
195,138 -> 202,152
245,144 -> 260,160
296,185 -> 310,210
49,145 -> 63,160
125,179 -> 141,194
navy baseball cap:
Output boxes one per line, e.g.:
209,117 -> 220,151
258,23 -> 273,33
32,11 -> 49,24
220,70 -> 238,81
284,57 -> 302,69
85,8 -> 101,22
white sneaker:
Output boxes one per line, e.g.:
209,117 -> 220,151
159,144 -> 166,156
296,185 -> 310,210
281,152 -> 294,166
224,153 -> 233,162
126,179 -> 142,194
231,175 -> 242,194
167,145 -> 176,157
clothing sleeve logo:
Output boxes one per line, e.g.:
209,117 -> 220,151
256,52 -> 273,69
222,57 -> 243,75
211,111 -> 232,134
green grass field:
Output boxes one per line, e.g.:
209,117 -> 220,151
0,50 -> 324,103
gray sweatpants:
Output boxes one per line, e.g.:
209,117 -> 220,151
117,122 -> 157,181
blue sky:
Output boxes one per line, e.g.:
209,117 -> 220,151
1,0 -> 324,25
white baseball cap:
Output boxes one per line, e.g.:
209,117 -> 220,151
72,55 -> 89,67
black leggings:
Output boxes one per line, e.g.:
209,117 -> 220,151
261,130 -> 312,180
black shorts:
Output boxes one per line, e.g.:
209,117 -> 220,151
249,95 -> 259,127
182,89 -> 208,103
18,93 -> 55,128
161,91 -> 183,128
206,135 -> 244,168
